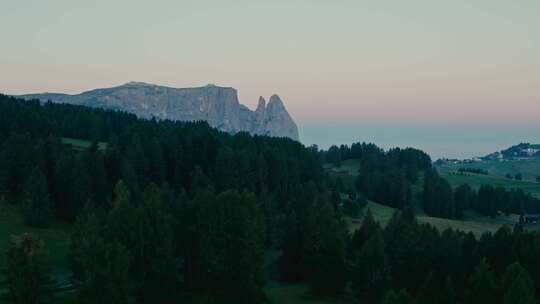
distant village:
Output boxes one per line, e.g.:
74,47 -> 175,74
436,143 -> 540,165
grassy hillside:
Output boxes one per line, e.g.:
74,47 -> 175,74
61,137 -> 108,151
326,159 -> 540,236
330,158 -> 540,198
437,158 -> 540,181
0,203 -> 73,301
0,204 -> 71,275
347,201 -> 534,238
437,165 -> 540,198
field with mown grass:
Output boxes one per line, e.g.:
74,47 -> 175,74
0,203 -> 74,302
325,159 -> 540,236
328,158 -> 540,198
346,201 -> 540,238
437,158 -> 540,181
61,137 -> 108,151
437,165 -> 540,198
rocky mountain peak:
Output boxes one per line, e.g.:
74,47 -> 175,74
17,83 -> 300,141
263,94 -> 299,140
256,97 -> 266,114
267,94 -> 286,111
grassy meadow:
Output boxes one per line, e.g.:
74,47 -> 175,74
0,203 -> 74,302
346,201 -> 539,238
437,165 -> 540,198
61,137 -> 108,151
327,159 -> 540,237
439,158 -> 540,181
330,158 -> 540,198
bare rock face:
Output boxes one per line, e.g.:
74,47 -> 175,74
19,82 -> 300,141
262,95 -> 299,140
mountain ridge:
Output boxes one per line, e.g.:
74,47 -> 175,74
16,82 -> 300,141
483,143 -> 540,160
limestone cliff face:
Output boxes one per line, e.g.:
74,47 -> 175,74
19,82 -> 300,141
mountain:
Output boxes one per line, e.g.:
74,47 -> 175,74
17,82 -> 300,141
483,143 -> 540,160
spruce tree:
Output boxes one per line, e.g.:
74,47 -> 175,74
191,190 -> 265,304
71,203 -> 132,304
465,259 -> 500,304
134,183 -> 177,303
308,200 -> 348,296
3,234 -> 53,304
351,208 -> 381,251
353,229 -> 390,303
77,239 -> 131,304
442,276 -> 456,304
383,289 -> 417,304
502,263 -> 536,304
23,167 -> 52,227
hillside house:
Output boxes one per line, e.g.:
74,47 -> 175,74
520,214 -> 540,224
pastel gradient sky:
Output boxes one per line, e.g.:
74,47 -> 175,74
1,0 -> 539,158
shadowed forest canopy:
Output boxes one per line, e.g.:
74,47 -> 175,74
2,94 -> 540,304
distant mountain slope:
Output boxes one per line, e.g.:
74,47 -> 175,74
483,143 -> 540,160
17,82 -> 300,141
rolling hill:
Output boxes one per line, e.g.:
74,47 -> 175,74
436,163 -> 540,198
327,159 -> 540,236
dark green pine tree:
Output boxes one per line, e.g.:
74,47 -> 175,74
146,137 -> 166,185
351,208 -> 381,252
308,200 -> 348,296
133,183 -> 177,303
416,272 -> 437,304
54,153 -> 91,220
382,289 -> 417,304
191,190 -> 265,304
3,134 -> 36,200
189,166 -> 213,196
422,169 -> 455,219
3,234 -> 54,304
0,150 -> 9,198
417,273 -> 456,304
279,210 -> 305,282
442,276 -> 456,304
465,259 -> 501,304
501,263 -> 536,304
454,184 -> 474,219
353,229 -> 390,303
78,240 -> 132,304
23,167 -> 53,227
71,203 -> 132,304
84,149 -> 109,207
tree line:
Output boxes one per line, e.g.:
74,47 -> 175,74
422,169 -> 540,219
2,94 -> 540,303
6,201 -> 540,304
0,95 -> 324,226
457,168 -> 488,175
322,142 -> 432,210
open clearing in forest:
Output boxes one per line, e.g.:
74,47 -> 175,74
345,201 -> 540,238
326,159 -> 540,235
437,158 -> 540,182
330,158 -> 540,198
61,137 -> 108,151
437,164 -> 540,198
0,204 -> 73,302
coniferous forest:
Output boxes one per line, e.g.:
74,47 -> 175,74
2,94 -> 540,304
